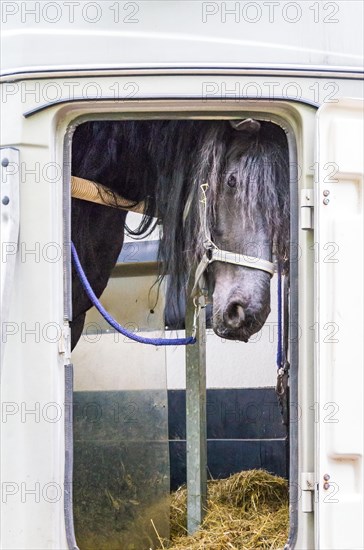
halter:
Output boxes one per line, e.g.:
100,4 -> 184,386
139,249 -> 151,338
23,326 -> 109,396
192,183 -> 275,295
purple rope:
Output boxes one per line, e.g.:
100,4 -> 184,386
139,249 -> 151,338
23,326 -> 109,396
71,242 -> 196,347
276,264 -> 283,368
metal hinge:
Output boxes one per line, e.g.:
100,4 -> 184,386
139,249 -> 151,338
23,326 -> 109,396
300,189 -> 314,230
301,472 -> 315,513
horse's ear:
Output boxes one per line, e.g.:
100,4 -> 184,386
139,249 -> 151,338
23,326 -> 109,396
230,119 -> 261,134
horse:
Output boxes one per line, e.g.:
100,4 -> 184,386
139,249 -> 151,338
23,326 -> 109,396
70,119 -> 289,350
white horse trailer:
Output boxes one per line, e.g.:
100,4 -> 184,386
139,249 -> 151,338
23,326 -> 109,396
1,1 -> 363,549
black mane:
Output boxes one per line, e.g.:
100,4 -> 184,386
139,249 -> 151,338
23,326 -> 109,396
72,120 -> 289,319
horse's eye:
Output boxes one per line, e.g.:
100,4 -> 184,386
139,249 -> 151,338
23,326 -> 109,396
227,174 -> 237,188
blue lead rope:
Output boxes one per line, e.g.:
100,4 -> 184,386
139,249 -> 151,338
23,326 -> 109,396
72,240 -> 282,355
71,242 -> 196,347
276,264 -> 283,368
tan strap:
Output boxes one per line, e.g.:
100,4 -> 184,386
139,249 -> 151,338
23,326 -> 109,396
71,176 -> 146,214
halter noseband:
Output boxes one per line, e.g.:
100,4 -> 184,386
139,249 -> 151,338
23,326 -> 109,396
192,183 -> 275,295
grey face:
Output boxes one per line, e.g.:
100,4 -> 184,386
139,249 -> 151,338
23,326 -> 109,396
210,158 -> 272,342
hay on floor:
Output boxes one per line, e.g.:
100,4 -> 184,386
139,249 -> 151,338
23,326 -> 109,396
162,469 -> 289,550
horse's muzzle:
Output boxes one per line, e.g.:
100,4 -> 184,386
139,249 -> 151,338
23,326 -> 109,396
214,301 -> 270,343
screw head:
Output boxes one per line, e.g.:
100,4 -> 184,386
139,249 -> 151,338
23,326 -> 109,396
323,198 -> 330,205
323,190 -> 330,197
323,473 -> 330,481
323,482 -> 330,490
2,196 -> 10,205
1,158 -> 9,167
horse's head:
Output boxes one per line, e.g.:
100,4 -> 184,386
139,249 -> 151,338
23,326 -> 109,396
206,120 -> 290,342
156,119 -> 289,340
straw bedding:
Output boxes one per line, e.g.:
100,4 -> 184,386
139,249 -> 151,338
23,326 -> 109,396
158,469 -> 289,550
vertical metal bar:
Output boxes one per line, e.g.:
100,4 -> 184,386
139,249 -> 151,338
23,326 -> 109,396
185,293 -> 207,534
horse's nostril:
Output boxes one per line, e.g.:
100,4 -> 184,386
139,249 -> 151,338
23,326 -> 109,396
223,301 -> 246,329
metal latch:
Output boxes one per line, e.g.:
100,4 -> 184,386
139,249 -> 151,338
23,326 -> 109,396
301,472 -> 315,513
58,324 -> 71,362
300,189 -> 314,230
